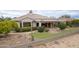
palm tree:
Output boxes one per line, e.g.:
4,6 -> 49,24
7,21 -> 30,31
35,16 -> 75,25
5,17 -> 12,20
0,17 -> 12,21
0,16 -> 4,21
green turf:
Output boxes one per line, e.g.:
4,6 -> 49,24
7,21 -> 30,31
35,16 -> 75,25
33,27 -> 79,39
33,32 -> 53,39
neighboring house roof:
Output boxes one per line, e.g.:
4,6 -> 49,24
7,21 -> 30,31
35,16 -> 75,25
58,17 -> 73,21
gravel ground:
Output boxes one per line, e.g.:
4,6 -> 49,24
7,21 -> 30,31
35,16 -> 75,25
0,32 -> 31,48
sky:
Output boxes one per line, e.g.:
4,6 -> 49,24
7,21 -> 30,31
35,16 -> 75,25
0,10 -> 79,18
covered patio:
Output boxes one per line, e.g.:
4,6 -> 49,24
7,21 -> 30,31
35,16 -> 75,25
15,10 -> 72,28
16,19 -> 71,28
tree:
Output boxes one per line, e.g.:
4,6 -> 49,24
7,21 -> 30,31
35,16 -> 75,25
0,16 -> 5,21
72,19 -> 79,27
60,15 -> 71,18
0,17 -> 12,21
5,17 -> 12,20
0,17 -> 18,37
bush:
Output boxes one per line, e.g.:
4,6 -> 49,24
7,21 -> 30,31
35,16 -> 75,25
15,27 -> 31,32
32,27 -> 37,31
10,21 -> 19,31
0,21 -> 11,34
22,27 -> 31,32
37,27 -> 44,32
66,22 -> 72,27
0,17 -> 19,37
22,27 -> 37,32
45,28 -> 49,32
58,22 -> 67,30
15,28 -> 21,32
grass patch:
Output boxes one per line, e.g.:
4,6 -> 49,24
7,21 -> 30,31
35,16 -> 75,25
33,32 -> 53,39
33,27 -> 79,39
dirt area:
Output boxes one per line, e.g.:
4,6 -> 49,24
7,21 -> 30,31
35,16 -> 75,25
0,28 -> 79,48
32,33 -> 79,48
49,28 -> 60,33
0,32 -> 32,48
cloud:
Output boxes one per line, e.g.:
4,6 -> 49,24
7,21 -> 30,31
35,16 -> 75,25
35,10 -> 79,18
0,10 -> 79,18
0,10 -> 27,18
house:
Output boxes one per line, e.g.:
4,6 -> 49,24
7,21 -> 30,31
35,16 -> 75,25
14,10 -> 73,28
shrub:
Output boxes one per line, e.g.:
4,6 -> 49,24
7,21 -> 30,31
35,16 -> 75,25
37,27 -> 44,32
58,22 -> 67,30
15,28 -> 22,32
22,27 -> 37,32
45,28 -> 49,32
0,17 -> 18,37
32,27 -> 37,31
15,27 -> 31,32
0,21 -> 11,34
10,20 -> 19,31
22,27 -> 31,32
0,20 -> 18,36
66,22 -> 72,27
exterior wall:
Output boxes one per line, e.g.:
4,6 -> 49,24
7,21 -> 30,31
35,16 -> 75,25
32,22 -> 37,27
39,22 -> 42,27
23,22 -> 31,27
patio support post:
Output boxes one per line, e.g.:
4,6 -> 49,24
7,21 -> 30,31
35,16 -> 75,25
31,21 -> 34,41
51,23 -> 53,28
53,22 -> 54,28
47,23 -> 48,28
39,22 -> 41,27
21,21 -> 24,28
